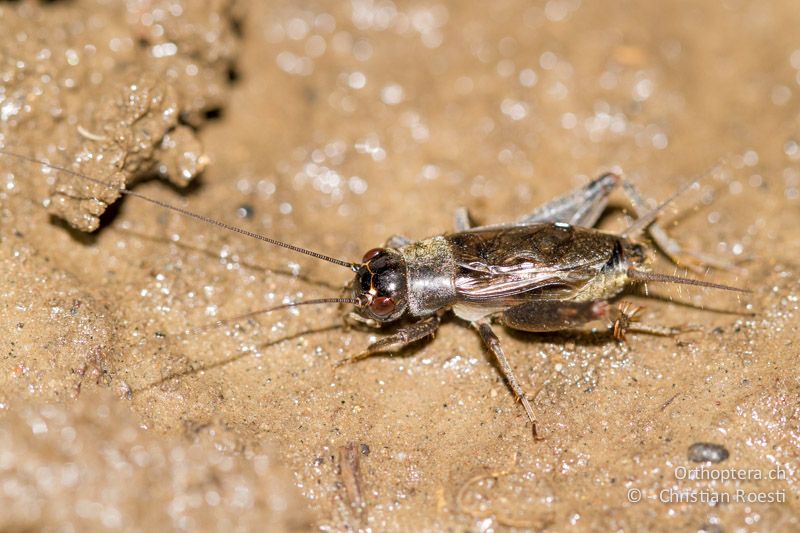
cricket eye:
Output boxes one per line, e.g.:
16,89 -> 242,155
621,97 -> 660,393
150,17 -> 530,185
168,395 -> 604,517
362,247 -> 385,263
370,296 -> 395,317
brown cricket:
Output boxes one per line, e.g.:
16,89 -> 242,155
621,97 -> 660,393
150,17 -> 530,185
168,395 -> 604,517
1,149 -> 747,437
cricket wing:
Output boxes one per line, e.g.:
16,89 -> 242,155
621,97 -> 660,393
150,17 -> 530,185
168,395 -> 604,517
446,225 -> 616,304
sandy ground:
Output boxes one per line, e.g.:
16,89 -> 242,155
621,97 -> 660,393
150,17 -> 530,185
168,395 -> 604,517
1,0 -> 799,531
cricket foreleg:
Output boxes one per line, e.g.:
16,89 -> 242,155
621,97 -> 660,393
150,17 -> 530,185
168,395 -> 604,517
621,180 -> 740,273
335,314 -> 442,367
472,319 -> 541,439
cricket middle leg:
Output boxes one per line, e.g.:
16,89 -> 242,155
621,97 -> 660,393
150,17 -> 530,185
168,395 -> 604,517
472,318 -> 542,440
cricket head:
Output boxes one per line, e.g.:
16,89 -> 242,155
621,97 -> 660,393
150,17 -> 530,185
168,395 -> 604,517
351,247 -> 409,323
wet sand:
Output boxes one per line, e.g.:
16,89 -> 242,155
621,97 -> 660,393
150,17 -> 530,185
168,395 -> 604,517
1,1 -> 798,530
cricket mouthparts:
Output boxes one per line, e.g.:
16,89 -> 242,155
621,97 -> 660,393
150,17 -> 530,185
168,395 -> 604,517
627,268 -> 750,293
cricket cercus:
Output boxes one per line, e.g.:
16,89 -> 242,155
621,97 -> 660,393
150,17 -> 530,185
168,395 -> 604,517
0,149 -> 746,437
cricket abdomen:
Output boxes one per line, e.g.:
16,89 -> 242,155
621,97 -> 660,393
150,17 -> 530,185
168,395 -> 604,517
447,223 -> 633,309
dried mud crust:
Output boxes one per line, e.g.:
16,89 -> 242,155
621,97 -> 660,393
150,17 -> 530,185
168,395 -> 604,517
0,0 -> 240,230
48,74 -> 207,231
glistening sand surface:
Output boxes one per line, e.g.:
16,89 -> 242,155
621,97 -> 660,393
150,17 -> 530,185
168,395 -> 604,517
1,1 -> 798,530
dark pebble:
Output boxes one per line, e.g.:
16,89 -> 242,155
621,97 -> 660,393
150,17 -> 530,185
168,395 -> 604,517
360,443 -> 370,456
688,442 -> 729,463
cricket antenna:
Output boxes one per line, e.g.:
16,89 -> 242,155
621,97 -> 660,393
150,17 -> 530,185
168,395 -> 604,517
192,297 -> 359,333
627,269 -> 749,293
0,147 -> 360,271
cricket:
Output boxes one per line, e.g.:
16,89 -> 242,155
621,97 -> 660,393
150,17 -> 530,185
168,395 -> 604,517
0,148 -> 747,438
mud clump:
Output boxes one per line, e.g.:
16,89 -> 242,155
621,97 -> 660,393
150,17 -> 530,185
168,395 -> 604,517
0,0 -> 241,230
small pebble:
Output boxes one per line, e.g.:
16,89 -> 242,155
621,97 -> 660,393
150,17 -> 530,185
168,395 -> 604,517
236,204 -> 254,219
688,442 -> 729,463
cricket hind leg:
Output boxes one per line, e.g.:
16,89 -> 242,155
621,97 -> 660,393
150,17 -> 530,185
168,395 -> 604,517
459,171 -> 618,230
335,314 -> 442,366
473,319 -> 542,440
517,172 -> 620,227
519,171 -> 738,272
620,180 -> 740,273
